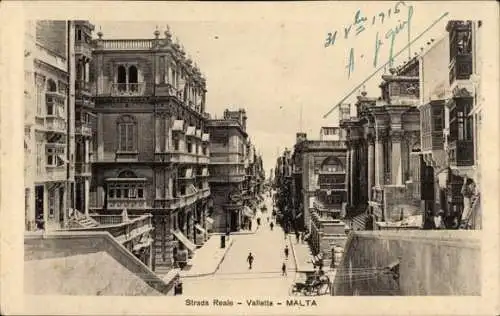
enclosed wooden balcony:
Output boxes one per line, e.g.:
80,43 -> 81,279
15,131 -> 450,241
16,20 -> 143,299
448,139 -> 474,167
449,54 -> 472,85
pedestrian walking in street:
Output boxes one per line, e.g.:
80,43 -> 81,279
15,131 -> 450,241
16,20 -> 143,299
284,245 -> 289,259
281,262 -> 287,276
270,222 -> 274,231
257,217 -> 261,226
295,231 -> 300,243
247,252 -> 254,270
249,221 -> 252,231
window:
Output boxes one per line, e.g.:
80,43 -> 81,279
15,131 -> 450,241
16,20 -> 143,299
202,146 -> 207,155
76,29 -> 82,41
174,138 -> 180,151
107,183 -> 145,200
187,141 -> 193,153
457,111 -> 465,140
117,65 -> 127,87
47,79 -> 57,92
36,84 -> 43,116
36,142 -> 43,174
48,189 -> 55,218
46,146 -> 65,167
159,56 -> 166,83
129,65 -> 138,91
117,115 -> 137,152
432,107 -> 444,131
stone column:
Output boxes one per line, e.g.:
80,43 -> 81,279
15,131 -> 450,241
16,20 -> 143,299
375,131 -> 385,187
349,142 -> 355,206
367,135 -> 375,200
345,143 -> 351,206
391,130 -> 404,185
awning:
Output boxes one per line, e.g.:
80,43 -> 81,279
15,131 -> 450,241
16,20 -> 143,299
243,206 -> 254,218
57,154 -> 68,164
187,184 -> 198,195
172,120 -> 184,131
205,217 -> 214,226
195,129 -> 202,138
202,133 -> 210,142
133,237 -> 153,252
184,168 -> 193,178
186,126 -> 196,136
195,224 -> 206,234
172,230 -> 197,252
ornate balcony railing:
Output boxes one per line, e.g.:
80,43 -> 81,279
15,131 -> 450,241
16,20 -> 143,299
110,83 -> 146,96
98,39 -> 154,50
75,42 -> 93,57
448,139 -> 474,167
45,116 -> 67,134
75,80 -> 91,93
75,122 -> 92,137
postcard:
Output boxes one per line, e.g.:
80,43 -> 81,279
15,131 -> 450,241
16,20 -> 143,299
1,1 -> 499,315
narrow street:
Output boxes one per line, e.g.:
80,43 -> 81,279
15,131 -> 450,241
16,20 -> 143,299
182,195 -> 298,296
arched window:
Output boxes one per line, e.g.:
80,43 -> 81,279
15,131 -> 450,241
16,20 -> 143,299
128,65 -> 138,92
321,156 -> 344,172
118,170 -> 137,178
47,79 -> 57,92
117,115 -> 137,152
117,65 -> 127,92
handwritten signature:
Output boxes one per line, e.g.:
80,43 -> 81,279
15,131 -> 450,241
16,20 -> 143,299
342,3 -> 414,78
325,1 -> 411,48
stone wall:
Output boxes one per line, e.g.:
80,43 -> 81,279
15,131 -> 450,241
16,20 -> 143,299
36,21 -> 67,58
25,231 -> 178,295
333,230 -> 481,296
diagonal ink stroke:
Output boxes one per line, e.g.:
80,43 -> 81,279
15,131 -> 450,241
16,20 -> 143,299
323,11 -> 449,119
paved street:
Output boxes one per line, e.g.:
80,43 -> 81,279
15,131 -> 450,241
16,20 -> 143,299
182,196 -> 299,296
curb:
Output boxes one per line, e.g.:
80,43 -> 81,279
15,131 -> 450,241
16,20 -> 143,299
288,235 -> 300,272
288,235 -> 315,273
180,238 -> 235,278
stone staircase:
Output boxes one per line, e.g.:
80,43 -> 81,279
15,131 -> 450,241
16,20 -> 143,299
343,204 -> 369,231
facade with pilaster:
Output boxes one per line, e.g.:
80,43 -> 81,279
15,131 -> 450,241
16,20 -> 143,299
341,57 -> 421,230
206,109 -> 248,233
89,27 -> 211,273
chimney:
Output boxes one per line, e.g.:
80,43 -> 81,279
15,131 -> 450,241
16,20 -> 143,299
296,132 -> 307,144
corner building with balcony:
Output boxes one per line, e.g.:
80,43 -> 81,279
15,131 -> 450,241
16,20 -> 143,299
206,109 -> 249,233
89,27 -> 212,273
74,21 -> 96,216
24,21 -> 76,232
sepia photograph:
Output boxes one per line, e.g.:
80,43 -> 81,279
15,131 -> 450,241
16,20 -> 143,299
1,1 -> 499,315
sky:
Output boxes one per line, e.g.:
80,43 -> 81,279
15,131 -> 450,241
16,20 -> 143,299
88,1 -> 491,176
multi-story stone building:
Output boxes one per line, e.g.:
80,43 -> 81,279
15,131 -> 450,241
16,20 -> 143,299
340,57 -> 422,231
89,27 -> 211,273
290,129 -> 349,265
274,148 -> 293,229
206,108 -> 249,232
417,20 -> 482,229
74,21 -> 95,216
24,21 -> 76,232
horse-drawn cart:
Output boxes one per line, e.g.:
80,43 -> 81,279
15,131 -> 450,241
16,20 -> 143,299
289,270 -> 331,296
